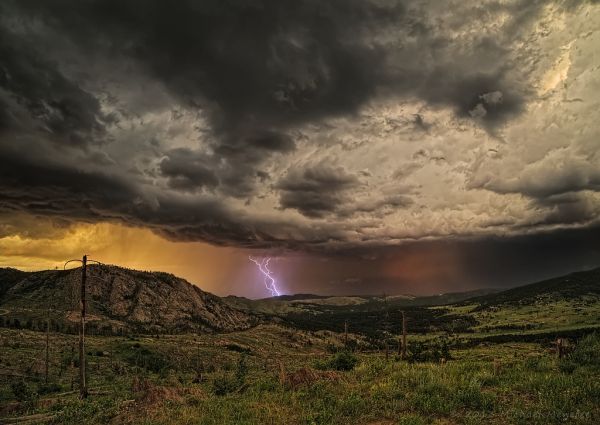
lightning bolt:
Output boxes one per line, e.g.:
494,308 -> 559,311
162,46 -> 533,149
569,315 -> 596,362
249,256 -> 281,297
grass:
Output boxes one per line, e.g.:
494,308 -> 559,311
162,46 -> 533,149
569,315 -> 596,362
0,325 -> 598,424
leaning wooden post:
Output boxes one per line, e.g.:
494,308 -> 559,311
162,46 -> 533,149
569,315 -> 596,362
385,341 -> 389,360
555,338 -> 566,359
401,311 -> 407,360
344,320 -> 348,348
79,254 -> 88,399
45,311 -> 50,384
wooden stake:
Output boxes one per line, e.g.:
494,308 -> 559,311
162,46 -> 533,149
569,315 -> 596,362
401,311 -> 407,360
344,320 -> 348,348
385,339 -> 389,360
45,312 -> 50,384
556,338 -> 566,359
79,255 -> 87,399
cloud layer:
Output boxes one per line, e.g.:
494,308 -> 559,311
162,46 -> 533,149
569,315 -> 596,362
1,0 -> 599,262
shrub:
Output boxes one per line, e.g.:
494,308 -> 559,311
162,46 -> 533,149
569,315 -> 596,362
37,382 -> 62,395
408,338 -> 452,363
11,380 -> 32,401
569,333 -> 600,366
11,380 -> 38,407
235,354 -> 248,385
122,344 -> 170,373
560,332 -> 600,373
212,374 -> 239,396
316,351 -> 358,371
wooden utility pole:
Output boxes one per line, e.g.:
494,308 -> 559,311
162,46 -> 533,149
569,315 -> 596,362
79,254 -> 87,399
401,311 -> 407,359
555,338 -> 566,359
45,311 -> 50,384
383,293 -> 389,360
344,320 -> 348,348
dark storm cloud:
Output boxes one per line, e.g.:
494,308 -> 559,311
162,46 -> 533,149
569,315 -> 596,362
159,148 -> 219,192
0,151 -> 273,248
4,0 -> 543,142
0,141 -> 343,250
0,0 -> 593,257
468,152 -> 600,227
0,0 -> 399,199
8,0 -> 387,140
277,164 -> 359,218
534,194 -> 598,227
0,26 -> 106,145
453,225 -> 600,290
276,223 -> 600,296
480,168 -> 600,200
212,130 -> 296,196
434,75 -> 523,126
0,151 -> 137,219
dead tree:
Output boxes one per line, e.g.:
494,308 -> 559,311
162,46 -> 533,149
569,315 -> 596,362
79,255 -> 87,398
344,320 -> 348,348
65,255 -> 88,398
382,293 -> 391,361
45,311 -> 50,384
401,311 -> 407,360
385,339 -> 389,360
555,338 -> 568,359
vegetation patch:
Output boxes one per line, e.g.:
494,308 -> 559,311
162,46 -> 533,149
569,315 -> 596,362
315,351 -> 359,371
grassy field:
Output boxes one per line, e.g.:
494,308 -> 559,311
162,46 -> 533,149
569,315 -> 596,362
1,323 -> 599,424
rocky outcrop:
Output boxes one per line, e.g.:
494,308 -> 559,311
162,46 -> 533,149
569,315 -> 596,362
0,265 -> 256,333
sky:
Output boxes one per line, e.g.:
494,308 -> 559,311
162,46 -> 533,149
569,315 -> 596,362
1,0 -> 599,298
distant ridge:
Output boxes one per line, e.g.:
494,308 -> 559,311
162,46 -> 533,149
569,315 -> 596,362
268,293 -> 331,301
466,266 -> 600,309
2,264 -> 598,335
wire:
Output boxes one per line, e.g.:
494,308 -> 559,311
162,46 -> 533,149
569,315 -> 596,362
63,259 -> 83,270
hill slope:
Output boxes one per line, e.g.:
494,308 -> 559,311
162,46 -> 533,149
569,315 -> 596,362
0,265 -> 255,333
467,267 -> 600,309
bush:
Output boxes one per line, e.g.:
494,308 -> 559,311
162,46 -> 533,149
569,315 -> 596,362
235,354 -> 248,385
11,380 -> 32,401
408,338 -> 452,363
122,344 -> 170,373
11,380 -> 37,407
212,374 -> 239,396
210,353 -> 249,396
569,332 -> 600,366
316,351 -> 358,371
37,382 -> 62,395
560,332 -> 600,373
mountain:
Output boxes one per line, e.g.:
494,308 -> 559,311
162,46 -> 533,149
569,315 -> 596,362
224,289 -> 499,316
2,264 -> 598,336
0,265 -> 256,333
467,267 -> 600,309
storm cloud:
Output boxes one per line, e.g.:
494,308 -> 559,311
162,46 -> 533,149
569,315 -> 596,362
0,0 -> 599,277
277,163 -> 360,218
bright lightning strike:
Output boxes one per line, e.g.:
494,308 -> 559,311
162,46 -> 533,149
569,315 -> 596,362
249,256 -> 281,297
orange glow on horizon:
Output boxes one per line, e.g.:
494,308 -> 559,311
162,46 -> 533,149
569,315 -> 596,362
0,222 -> 249,296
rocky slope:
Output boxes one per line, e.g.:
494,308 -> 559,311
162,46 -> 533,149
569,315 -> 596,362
0,265 -> 256,333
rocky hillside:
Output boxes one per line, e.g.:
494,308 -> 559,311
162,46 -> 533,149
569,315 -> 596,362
0,265 -> 256,333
